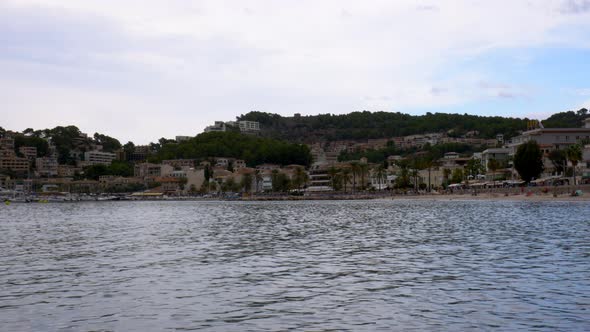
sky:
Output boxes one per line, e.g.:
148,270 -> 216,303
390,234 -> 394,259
2,0 -> 590,144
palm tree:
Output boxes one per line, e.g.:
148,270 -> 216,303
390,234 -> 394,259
271,169 -> 279,194
487,158 -> 501,187
422,158 -> 434,191
359,163 -> 369,190
327,166 -> 340,191
292,166 -> 308,190
566,144 -> 583,185
241,173 -> 253,193
410,157 -> 422,191
374,165 -> 386,190
254,169 -> 263,193
349,161 -> 360,193
341,168 -> 352,193
442,168 -> 451,188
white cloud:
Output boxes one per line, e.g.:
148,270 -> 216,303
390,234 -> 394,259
572,88 -> 590,96
1,0 -> 590,141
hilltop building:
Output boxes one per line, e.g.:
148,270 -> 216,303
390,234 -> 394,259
204,121 -> 227,133
237,121 -> 260,133
203,120 -> 261,134
83,151 -> 116,166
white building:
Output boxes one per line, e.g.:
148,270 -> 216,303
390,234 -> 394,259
507,128 -> 590,154
204,121 -> 227,133
84,151 -> 116,165
238,121 -> 260,132
481,148 -> 511,171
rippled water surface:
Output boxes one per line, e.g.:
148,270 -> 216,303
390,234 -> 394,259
1,200 -> 589,331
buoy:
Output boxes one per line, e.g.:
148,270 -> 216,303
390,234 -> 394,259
4,200 -> 10,206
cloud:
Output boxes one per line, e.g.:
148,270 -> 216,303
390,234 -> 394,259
416,5 -> 439,12
430,87 -> 447,95
497,91 -> 517,99
1,0 -> 590,141
477,81 -> 530,100
560,0 -> 590,14
572,88 -> 590,96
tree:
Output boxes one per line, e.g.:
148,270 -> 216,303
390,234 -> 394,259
341,168 -> 352,193
123,141 -> 135,157
238,110 -> 528,143
566,144 -> 583,185
373,164 -> 387,190
423,157 -> 437,190
254,169 -> 263,192
241,173 -> 253,193
14,135 -> 49,157
514,140 -> 544,183
542,108 -> 589,128
349,161 -> 360,192
204,164 -> 212,183
394,159 -> 412,189
359,163 -> 369,190
151,131 -> 312,167
548,150 -> 567,175
465,159 -> 484,180
292,166 -> 308,190
93,133 -> 122,152
208,181 -> 218,193
442,168 -> 452,187
188,184 -> 197,195
222,177 -> 238,193
327,166 -> 339,190
271,170 -> 290,192
487,158 -> 501,185
451,168 -> 464,184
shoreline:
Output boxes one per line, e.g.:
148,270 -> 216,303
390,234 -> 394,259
386,193 -> 590,202
4,192 -> 589,203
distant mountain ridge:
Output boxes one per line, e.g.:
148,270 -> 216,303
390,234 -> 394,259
237,108 -> 589,143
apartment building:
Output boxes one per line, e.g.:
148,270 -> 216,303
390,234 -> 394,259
162,159 -> 197,169
481,148 -> 511,170
134,163 -> 162,178
0,155 -> 30,173
507,127 -> 590,154
84,150 -> 116,166
19,146 -> 37,160
35,157 -> 59,177
0,137 -> 15,150
238,121 -> 260,132
204,121 -> 227,133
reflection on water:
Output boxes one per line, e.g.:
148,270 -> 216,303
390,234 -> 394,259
1,200 -> 589,331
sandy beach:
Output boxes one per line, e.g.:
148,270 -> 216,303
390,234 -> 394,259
390,193 -> 590,202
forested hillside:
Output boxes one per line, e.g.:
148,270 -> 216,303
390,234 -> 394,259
541,108 -> 589,128
238,111 -> 529,142
149,132 -> 312,167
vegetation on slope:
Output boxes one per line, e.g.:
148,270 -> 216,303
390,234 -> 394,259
541,108 -> 589,128
149,132 -> 312,167
238,111 -> 530,142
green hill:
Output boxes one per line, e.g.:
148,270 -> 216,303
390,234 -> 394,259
238,111 -> 530,142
